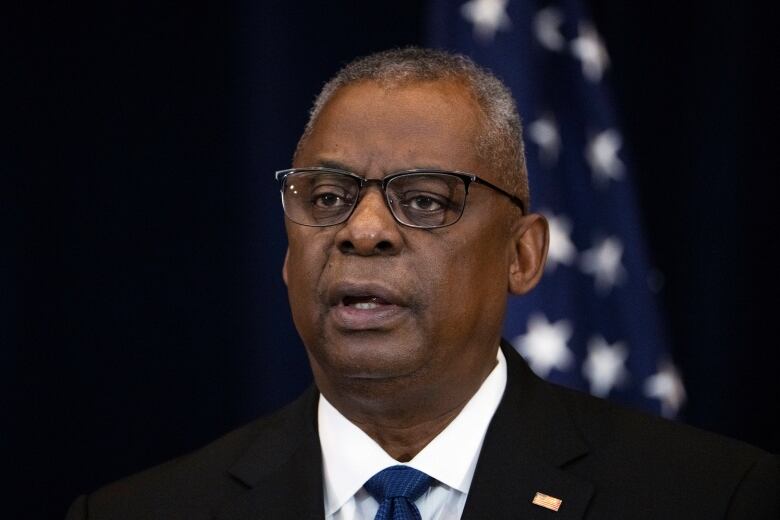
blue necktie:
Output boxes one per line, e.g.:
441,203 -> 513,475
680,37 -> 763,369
364,465 -> 433,520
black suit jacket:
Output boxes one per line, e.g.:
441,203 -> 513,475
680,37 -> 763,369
67,342 -> 779,519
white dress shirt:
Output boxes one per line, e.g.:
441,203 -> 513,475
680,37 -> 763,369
318,349 -> 507,520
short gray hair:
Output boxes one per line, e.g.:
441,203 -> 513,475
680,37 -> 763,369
294,47 -> 529,210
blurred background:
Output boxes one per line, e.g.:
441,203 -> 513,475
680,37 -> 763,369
7,1 -> 778,517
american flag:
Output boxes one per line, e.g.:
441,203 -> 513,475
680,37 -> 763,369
428,0 -> 685,417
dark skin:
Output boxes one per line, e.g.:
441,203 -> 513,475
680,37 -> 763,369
283,79 -> 548,461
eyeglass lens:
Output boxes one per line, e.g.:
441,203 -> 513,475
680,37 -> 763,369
281,171 -> 467,228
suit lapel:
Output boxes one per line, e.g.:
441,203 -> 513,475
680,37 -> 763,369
462,341 -> 594,520
216,387 -> 325,520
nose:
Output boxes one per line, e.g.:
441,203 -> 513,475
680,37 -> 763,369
334,186 -> 403,256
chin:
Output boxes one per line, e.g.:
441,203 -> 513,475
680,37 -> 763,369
310,330 -> 429,381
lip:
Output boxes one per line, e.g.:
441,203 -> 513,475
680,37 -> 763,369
327,281 -> 407,307
327,281 -> 410,331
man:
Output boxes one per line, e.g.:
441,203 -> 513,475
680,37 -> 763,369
67,48 -> 778,519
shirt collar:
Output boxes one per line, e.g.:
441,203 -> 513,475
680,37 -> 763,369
318,348 -> 507,516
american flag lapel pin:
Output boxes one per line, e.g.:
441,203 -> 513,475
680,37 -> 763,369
532,492 -> 563,512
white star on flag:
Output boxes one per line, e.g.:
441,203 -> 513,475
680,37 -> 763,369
570,21 -> 610,82
460,0 -> 512,42
582,335 -> 629,397
644,361 -> 686,418
579,236 -> 626,294
512,313 -> 574,378
529,114 -> 561,166
586,128 -> 625,187
543,211 -> 576,271
533,7 -> 565,52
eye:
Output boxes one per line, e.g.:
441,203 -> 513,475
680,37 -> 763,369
312,192 -> 345,208
310,185 -> 352,209
399,191 -> 448,212
408,194 -> 443,211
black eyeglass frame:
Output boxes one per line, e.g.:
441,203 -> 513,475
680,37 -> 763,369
274,167 -> 526,229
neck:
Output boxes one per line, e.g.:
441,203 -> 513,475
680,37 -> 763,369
316,356 -> 498,461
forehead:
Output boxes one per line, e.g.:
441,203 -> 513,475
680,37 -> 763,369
296,80 -> 486,176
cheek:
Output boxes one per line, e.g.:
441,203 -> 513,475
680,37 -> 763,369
285,233 -> 332,305
424,234 -> 506,313
450,232 -> 509,307
446,226 -> 507,274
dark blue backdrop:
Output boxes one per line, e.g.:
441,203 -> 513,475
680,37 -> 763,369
9,1 -> 778,518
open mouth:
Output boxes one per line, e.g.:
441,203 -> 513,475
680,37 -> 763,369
328,283 -> 409,330
341,295 -> 390,310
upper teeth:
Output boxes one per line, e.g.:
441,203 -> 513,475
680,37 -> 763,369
354,302 -> 379,310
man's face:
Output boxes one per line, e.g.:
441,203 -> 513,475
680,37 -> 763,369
283,80 -> 521,397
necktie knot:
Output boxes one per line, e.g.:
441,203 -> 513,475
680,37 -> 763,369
364,465 -> 432,520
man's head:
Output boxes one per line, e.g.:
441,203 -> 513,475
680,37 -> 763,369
294,47 -> 529,211
280,48 -> 548,412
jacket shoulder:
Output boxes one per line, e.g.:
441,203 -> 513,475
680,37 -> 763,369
66,388 -> 317,520
551,383 -> 779,518
554,382 -> 769,465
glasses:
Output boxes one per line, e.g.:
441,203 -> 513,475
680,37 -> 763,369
275,167 -> 525,229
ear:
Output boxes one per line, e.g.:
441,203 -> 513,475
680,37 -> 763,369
507,213 -> 549,295
282,248 -> 290,287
